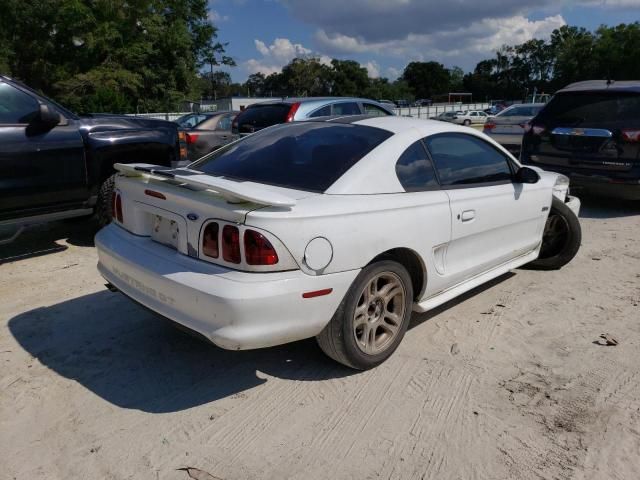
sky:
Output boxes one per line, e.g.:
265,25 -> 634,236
208,0 -> 640,82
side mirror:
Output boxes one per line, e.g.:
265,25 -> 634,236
33,104 -> 60,129
515,166 -> 539,184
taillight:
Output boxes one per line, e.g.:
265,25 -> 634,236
285,102 -> 301,122
524,123 -> 545,135
484,122 -> 496,130
185,133 -> 199,144
114,193 -> 123,223
244,229 -> 279,265
622,129 -> 640,143
222,225 -> 241,263
202,222 -> 219,258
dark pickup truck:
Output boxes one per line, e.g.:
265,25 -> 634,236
0,75 -> 187,243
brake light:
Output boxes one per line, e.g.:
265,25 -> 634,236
622,129 -> 640,143
185,133 -> 199,144
244,229 -> 279,265
222,225 -> 241,263
484,122 -> 496,130
202,222 -> 219,258
524,123 -> 545,135
285,102 -> 301,122
114,193 -> 123,223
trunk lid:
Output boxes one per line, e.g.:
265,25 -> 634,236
527,91 -> 640,172
112,163 -> 311,258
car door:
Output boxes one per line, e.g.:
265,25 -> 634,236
0,81 -> 86,218
424,132 -> 549,286
394,139 -> 452,298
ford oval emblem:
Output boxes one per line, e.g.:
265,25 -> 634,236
187,213 -> 199,221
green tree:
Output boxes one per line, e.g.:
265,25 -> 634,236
402,61 -> 450,99
329,59 -> 369,96
280,58 -> 332,96
243,72 -> 266,97
0,0 -> 233,113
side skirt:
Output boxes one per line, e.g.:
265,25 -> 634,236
412,249 -> 539,313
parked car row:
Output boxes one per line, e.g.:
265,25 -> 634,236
482,103 -> 545,155
430,110 -> 488,125
6,73 -> 636,371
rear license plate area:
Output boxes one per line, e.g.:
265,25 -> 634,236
151,215 -> 180,250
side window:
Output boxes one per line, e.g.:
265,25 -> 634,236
332,102 -> 360,115
309,105 -> 332,118
216,114 -> 233,131
0,82 -> 39,124
470,112 -> 477,117
424,133 -> 513,186
395,140 -> 439,192
363,103 -> 390,117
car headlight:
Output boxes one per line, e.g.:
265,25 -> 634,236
552,174 -> 570,201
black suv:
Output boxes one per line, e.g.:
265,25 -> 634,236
521,80 -> 640,200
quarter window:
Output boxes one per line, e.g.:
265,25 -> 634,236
395,140 -> 439,192
332,102 -> 360,115
424,133 -> 513,186
0,82 -> 39,124
363,103 -> 390,116
309,105 -> 332,118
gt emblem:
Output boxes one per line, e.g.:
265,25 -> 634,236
187,213 -> 199,221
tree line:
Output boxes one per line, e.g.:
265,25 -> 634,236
1,2 -> 638,113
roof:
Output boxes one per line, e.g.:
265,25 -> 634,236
350,115 -> 473,135
557,80 -> 640,94
249,97 -> 387,106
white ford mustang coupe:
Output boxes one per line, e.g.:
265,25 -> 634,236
95,116 -> 581,369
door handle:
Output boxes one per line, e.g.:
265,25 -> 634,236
460,210 -> 475,222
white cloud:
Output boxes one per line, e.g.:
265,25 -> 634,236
245,38 -> 321,75
314,15 -> 566,70
582,0 -> 640,6
364,61 -> 380,78
207,9 -> 229,23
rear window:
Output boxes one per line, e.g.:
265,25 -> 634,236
237,104 -> 291,129
537,92 -> 640,128
190,122 -> 393,192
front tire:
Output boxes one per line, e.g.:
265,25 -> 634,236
528,196 -> 581,270
316,260 -> 413,370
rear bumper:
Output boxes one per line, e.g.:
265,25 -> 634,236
522,156 -> 640,200
568,175 -> 640,200
95,224 -> 358,350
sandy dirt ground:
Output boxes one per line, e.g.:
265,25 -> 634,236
1,196 -> 639,480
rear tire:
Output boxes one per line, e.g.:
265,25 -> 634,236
527,196 -> 581,270
95,174 -> 116,228
316,260 -> 413,370
463,119 -> 471,126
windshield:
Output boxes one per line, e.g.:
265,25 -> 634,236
190,122 -> 393,192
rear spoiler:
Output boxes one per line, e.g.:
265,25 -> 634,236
114,163 -> 297,207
